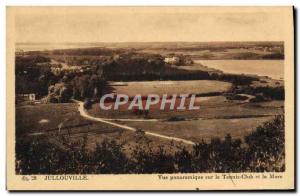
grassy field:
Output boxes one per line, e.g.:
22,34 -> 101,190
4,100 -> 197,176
16,103 -> 87,135
88,95 -> 283,120
121,116 -> 273,142
110,80 -> 231,97
16,100 -> 283,154
87,92 -> 283,142
16,103 -> 191,153
16,80 -> 283,153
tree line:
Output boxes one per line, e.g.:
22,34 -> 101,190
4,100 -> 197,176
15,53 -> 284,103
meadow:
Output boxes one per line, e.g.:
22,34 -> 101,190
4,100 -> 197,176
110,80 -> 232,97
88,82 -> 283,142
16,103 -> 191,153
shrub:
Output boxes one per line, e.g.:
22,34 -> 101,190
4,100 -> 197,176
249,94 -> 266,102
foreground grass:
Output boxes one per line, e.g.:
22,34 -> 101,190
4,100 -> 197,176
16,103 -> 121,137
16,115 -> 284,174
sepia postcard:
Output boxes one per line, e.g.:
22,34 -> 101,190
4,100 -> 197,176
6,6 -> 294,191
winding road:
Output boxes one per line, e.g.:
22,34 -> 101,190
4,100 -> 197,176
73,100 -> 195,145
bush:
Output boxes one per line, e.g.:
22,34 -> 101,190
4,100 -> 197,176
244,115 -> 285,172
83,99 -> 92,109
243,86 -> 285,101
226,94 -> 249,101
249,94 -> 266,102
167,116 -> 186,121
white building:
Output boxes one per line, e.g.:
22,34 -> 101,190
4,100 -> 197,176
164,57 -> 180,64
17,93 -> 36,101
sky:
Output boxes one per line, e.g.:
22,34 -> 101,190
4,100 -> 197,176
11,7 -> 291,43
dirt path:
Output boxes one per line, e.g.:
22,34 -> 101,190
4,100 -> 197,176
73,100 -> 195,145
93,117 -> 159,122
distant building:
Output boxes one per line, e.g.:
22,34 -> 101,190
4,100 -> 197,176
51,65 -> 83,76
164,57 -> 180,64
16,93 -> 36,102
112,54 -> 120,61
